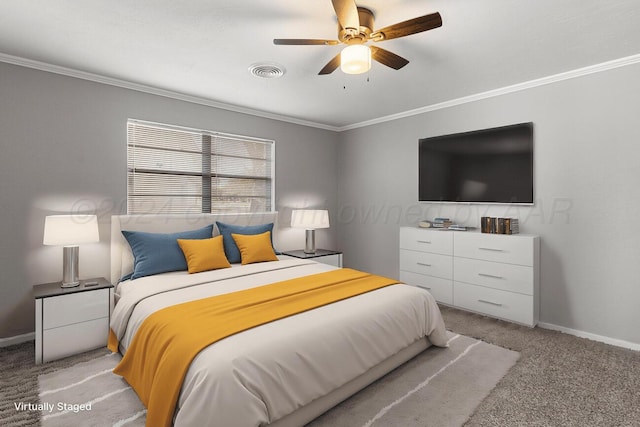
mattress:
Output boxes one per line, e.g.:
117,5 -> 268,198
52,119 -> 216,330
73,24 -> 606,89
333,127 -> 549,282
110,258 -> 448,426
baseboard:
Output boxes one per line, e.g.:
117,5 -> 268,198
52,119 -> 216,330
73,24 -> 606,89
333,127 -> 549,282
0,332 -> 35,348
538,322 -> 640,352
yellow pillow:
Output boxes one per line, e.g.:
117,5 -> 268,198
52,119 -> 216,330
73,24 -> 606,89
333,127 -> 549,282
177,236 -> 231,273
231,231 -> 279,265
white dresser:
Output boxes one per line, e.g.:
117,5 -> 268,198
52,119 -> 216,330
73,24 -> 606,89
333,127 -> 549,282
399,227 -> 539,327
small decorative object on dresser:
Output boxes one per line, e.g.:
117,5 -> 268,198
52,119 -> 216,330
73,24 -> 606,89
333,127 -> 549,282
280,249 -> 343,268
399,227 -> 539,327
481,216 -> 519,234
34,278 -> 113,364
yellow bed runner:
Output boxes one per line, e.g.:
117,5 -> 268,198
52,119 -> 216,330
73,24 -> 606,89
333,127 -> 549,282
111,268 -> 400,427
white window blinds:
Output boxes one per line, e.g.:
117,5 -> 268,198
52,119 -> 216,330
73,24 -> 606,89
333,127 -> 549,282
127,120 -> 274,214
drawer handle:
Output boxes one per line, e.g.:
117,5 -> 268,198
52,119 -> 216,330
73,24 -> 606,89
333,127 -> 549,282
417,240 -> 431,244
478,299 -> 503,307
478,273 -> 504,280
478,247 -> 505,252
417,262 -> 432,267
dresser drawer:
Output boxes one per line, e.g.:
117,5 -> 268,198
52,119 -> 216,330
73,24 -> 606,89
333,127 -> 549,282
400,249 -> 452,280
43,289 -> 109,329
400,227 -> 453,255
42,317 -> 110,363
400,271 -> 453,305
454,233 -> 535,266
453,257 -> 534,295
454,282 -> 535,326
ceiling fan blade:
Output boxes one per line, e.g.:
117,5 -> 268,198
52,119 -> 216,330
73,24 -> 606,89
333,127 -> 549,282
274,38 -> 340,46
318,53 -> 341,75
370,46 -> 409,70
371,12 -> 442,41
331,0 -> 360,31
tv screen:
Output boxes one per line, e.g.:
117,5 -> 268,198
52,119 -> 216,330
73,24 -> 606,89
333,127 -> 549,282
419,122 -> 533,204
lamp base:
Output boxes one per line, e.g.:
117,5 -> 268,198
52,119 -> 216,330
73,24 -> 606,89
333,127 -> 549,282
61,246 -> 80,288
304,229 -> 316,254
61,281 -> 81,288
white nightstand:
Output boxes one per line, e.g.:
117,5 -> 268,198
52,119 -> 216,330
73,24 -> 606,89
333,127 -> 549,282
34,278 -> 114,364
281,249 -> 343,268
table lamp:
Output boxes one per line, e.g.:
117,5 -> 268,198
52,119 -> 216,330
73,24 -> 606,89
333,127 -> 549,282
43,215 -> 99,288
291,210 -> 329,254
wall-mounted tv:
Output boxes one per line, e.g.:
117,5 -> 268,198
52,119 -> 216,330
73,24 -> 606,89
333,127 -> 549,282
419,122 -> 534,204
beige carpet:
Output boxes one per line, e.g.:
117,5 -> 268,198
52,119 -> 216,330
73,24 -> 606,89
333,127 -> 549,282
5,307 -> 639,426
36,332 -> 518,427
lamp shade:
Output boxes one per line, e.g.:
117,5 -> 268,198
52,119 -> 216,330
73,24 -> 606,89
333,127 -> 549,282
340,45 -> 371,74
291,210 -> 330,230
43,215 -> 100,246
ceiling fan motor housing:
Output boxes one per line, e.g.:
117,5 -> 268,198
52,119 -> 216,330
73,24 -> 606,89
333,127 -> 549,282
339,7 -> 374,44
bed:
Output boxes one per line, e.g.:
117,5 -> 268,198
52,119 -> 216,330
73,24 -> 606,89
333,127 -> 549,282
109,212 -> 448,427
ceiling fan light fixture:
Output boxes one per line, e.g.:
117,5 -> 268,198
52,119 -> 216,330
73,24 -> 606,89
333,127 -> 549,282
340,45 -> 371,74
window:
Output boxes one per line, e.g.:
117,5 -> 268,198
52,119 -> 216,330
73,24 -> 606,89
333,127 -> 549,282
127,120 -> 274,214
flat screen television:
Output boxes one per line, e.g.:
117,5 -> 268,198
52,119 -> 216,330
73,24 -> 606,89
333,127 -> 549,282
419,122 -> 534,204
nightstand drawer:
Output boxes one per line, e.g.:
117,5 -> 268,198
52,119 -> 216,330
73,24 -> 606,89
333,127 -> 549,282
400,271 -> 453,305
42,317 -> 110,363
314,254 -> 342,268
400,249 -> 452,280
400,228 -> 452,255
454,281 -> 534,326
43,289 -> 109,329
454,233 -> 534,266
453,257 -> 534,295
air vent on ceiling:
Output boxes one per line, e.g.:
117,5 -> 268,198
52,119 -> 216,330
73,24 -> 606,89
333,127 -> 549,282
248,62 -> 286,79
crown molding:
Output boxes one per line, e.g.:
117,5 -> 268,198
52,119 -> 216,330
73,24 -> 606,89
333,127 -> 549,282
338,53 -> 640,132
2,52 -> 640,133
0,53 -> 341,132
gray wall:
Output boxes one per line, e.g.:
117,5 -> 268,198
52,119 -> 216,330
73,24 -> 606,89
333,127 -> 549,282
0,61 -> 339,338
2,58 -> 639,347
336,62 -> 640,346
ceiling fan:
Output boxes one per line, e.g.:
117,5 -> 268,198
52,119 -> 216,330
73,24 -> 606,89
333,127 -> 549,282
273,0 -> 442,75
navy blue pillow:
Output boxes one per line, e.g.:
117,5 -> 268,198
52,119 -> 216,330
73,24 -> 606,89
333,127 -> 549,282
122,224 -> 214,280
216,222 -> 274,264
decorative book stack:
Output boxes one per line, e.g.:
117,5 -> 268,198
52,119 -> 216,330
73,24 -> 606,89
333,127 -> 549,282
481,217 -> 519,234
418,218 -> 472,231
419,218 -> 453,229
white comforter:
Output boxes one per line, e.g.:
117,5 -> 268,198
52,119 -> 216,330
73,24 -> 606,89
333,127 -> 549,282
111,258 -> 448,427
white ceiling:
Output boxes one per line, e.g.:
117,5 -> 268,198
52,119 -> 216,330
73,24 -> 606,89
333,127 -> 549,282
1,0 -> 639,130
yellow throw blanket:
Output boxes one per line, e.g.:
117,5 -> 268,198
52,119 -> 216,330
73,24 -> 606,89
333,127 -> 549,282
111,268 -> 399,427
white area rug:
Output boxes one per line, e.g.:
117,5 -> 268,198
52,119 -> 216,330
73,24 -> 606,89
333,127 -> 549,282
38,332 -> 518,427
